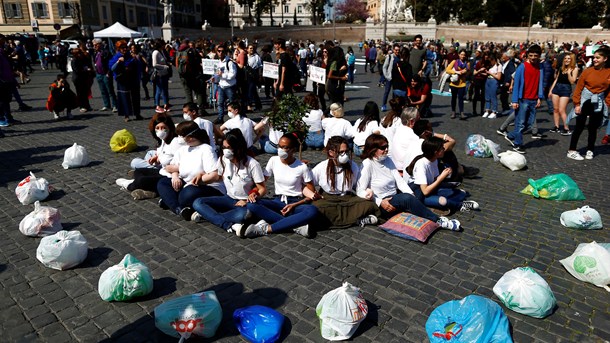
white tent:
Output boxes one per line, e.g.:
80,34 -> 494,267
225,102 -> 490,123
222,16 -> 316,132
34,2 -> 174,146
93,22 -> 143,38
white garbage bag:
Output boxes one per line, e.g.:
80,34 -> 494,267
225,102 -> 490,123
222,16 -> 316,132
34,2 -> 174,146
560,242 -> 610,292
36,230 -> 88,270
98,254 -> 154,301
15,172 -> 50,205
19,201 -> 62,237
560,206 -> 603,229
493,267 -> 556,318
316,282 -> 368,340
498,150 -> 527,171
62,143 -> 90,169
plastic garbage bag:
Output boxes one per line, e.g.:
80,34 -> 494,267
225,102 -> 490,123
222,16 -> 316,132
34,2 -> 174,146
15,172 -> 50,205
498,150 -> 527,171
425,295 -> 512,343
560,242 -> 610,292
233,305 -> 284,343
560,206 -> 603,229
465,134 -> 500,161
98,254 -> 153,301
493,267 -> 556,318
154,291 -> 222,340
36,230 -> 88,270
109,129 -> 137,153
520,173 -> 585,201
19,201 -> 62,237
316,282 -> 368,341
62,143 -> 90,169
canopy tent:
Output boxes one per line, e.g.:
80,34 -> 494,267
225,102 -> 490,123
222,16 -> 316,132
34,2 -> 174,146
93,22 -> 143,38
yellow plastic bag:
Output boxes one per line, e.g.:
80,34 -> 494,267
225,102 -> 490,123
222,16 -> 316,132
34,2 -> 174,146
109,129 -> 137,153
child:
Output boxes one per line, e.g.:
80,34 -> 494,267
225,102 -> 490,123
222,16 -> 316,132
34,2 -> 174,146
406,137 -> 479,213
46,74 -> 77,120
219,101 -> 256,150
182,102 -> 222,151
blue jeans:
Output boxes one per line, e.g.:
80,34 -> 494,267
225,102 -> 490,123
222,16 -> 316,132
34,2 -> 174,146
305,131 -> 324,149
157,178 -> 223,214
130,150 -> 157,169
413,186 -> 467,211
246,196 -> 319,233
507,99 -> 538,147
192,195 -> 248,231
259,135 -> 278,154
348,64 -> 355,84
450,86 -> 465,113
382,79 -> 392,106
379,192 -> 439,222
96,73 -> 117,108
484,79 -> 498,112
353,144 -> 363,157
217,85 -> 235,120
154,75 -> 169,106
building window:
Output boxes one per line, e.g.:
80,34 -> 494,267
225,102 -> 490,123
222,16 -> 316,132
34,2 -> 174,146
195,4 -> 201,12
3,3 -> 23,18
230,5 -> 235,13
284,5 -> 289,13
297,5 -> 302,13
271,7 -> 275,13
102,5 -> 107,20
58,2 -> 73,18
129,9 -> 134,22
31,3 -> 49,19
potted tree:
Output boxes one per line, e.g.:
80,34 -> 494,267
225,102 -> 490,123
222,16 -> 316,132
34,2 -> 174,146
266,94 -> 310,159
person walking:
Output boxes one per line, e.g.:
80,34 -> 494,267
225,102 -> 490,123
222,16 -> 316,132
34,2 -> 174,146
92,38 -> 117,112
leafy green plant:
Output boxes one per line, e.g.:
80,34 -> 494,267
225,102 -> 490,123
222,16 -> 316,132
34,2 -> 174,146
266,94 -> 310,159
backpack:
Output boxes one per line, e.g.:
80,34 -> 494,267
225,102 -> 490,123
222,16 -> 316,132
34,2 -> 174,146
177,48 -> 198,76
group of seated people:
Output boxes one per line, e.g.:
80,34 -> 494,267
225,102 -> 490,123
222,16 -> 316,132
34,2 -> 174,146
115,97 -> 480,238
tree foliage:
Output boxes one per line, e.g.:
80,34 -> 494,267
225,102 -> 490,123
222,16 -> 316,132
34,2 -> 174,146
335,0 -> 368,23
255,0 -> 279,26
305,0 -> 326,25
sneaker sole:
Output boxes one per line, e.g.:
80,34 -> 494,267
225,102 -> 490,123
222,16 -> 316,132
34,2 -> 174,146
504,135 -> 515,147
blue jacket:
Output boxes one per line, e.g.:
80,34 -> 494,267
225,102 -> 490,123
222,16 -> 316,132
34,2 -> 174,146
541,59 -> 555,89
511,62 -> 544,103
502,58 -> 516,84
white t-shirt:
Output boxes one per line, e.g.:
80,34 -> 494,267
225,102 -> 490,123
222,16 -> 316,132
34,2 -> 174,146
217,156 -> 265,200
157,137 -> 186,167
488,63 -> 501,77
379,116 -> 401,153
223,115 -> 256,148
194,117 -> 216,150
410,157 -> 439,185
304,109 -> 324,132
356,157 -> 413,206
298,48 -> 308,59
312,159 -> 360,195
171,144 -> 225,193
322,117 -> 355,146
353,118 -> 380,146
391,125 -> 421,172
265,156 -> 313,197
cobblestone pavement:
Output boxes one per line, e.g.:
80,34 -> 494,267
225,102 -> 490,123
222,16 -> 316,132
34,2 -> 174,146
0,64 -> 609,343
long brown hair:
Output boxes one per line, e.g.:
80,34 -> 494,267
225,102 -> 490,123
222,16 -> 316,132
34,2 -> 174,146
362,134 -> 388,160
325,136 -> 353,192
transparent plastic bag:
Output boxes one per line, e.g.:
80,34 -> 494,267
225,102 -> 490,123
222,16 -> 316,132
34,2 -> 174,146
98,254 -> 153,301
498,150 -> 527,171
560,206 -> 603,229
62,143 -> 90,169
316,282 -> 368,341
15,172 -> 50,205
36,230 -> 88,270
560,242 -> 610,292
19,201 -> 62,237
109,129 -> 137,153
233,305 -> 284,343
521,173 -> 585,201
493,267 -> 556,318
154,291 -> 222,340
465,134 -> 500,161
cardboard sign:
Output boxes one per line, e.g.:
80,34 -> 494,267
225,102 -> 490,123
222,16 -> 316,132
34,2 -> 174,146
202,59 -> 217,75
309,65 -> 326,84
262,61 -> 278,80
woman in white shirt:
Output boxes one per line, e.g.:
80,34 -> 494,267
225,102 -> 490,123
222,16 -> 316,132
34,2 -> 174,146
356,133 -> 461,230
192,129 -> 266,231
352,101 -> 381,156
379,97 -> 405,153
152,39 -> 172,113
219,101 -> 256,149
303,93 -> 325,150
310,136 -> 380,228
322,103 -> 354,146
405,137 -> 479,213
243,133 -> 320,238
157,121 -> 226,219
483,53 -> 502,118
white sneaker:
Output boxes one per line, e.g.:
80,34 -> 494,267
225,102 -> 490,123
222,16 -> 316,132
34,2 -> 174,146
585,150 -> 594,160
460,200 -> 479,212
482,111 -> 490,118
437,217 -> 461,231
228,223 -> 242,234
115,178 -> 134,190
487,112 -> 497,119
357,215 -> 378,227
191,212 -> 203,223
53,112 -> 60,119
566,151 -> 584,161
293,224 -> 311,238
244,220 -> 268,238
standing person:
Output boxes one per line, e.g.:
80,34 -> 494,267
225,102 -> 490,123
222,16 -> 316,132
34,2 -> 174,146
376,45 -> 387,87
312,49 -> 328,112
326,46 -> 348,106
92,39 -> 117,112
499,49 -> 517,114
368,44 -> 377,73
381,44 -> 400,111
233,40 -> 248,108
504,44 -> 545,154
260,45 -> 275,99
0,34 -> 15,129
541,51 -> 556,116
391,47 -> 412,99
55,40 -> 69,76
274,38 -> 295,98
297,42 -> 309,78
471,51 -> 488,117
352,101 -> 381,156
548,53 -> 577,135
246,43 -> 263,111
214,43 -> 237,124
346,47 -> 356,84
110,40 -> 144,122
438,46 -> 458,92
424,44 -> 436,78
409,35 -> 427,78
567,46 -> 610,160
152,39 -> 172,114
483,53 -> 502,118
70,45 -> 94,113
176,40 -> 205,109
445,49 -> 470,120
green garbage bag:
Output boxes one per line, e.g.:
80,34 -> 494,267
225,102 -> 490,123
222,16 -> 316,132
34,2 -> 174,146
520,173 -> 585,201
109,129 -> 137,153
98,254 -> 153,301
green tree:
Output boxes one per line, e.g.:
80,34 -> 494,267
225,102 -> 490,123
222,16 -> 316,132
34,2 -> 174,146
236,0 -> 256,23
255,0 -> 279,26
545,0 -> 605,28
305,0 -> 326,25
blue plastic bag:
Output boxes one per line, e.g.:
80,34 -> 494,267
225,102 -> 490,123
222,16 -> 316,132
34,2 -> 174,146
233,305 -> 284,343
154,291 -> 222,340
425,295 -> 512,343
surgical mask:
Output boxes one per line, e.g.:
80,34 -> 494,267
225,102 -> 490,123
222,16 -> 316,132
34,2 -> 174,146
223,149 -> 234,159
337,153 -> 350,164
374,155 -> 388,162
183,113 -> 192,121
278,148 -> 289,160
227,111 -> 236,119
155,129 -> 168,140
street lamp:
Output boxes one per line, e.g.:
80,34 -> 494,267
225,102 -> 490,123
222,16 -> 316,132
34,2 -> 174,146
230,0 -> 234,38
382,0 -> 387,42
526,0 -> 534,43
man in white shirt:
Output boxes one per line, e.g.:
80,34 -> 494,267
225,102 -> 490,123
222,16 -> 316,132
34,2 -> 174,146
390,107 -> 421,173
215,43 -> 237,124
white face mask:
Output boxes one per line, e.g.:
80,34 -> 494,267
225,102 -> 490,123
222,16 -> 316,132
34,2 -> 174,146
337,153 -> 350,165
155,129 -> 168,140
183,113 -> 192,121
227,111 -> 236,119
278,148 -> 290,160
223,149 -> 234,159
374,154 -> 388,162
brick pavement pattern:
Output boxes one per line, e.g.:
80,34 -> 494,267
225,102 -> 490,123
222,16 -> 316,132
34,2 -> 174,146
0,65 -> 609,342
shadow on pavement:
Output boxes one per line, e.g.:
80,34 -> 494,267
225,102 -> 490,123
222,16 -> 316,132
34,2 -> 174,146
77,247 -> 114,268
350,299 -> 380,340
0,145 -> 70,186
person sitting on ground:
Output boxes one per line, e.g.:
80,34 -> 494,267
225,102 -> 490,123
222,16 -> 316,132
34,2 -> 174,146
356,133 -> 461,231
219,101 -> 256,150
182,102 -> 221,151
243,133 -> 320,238
379,97 -> 405,153
46,74 -> 77,120
303,93 -> 325,150
309,136 -> 381,228
116,113 -> 185,200
352,101 -> 381,156
322,103 -> 354,147
157,121 -> 226,220
405,137 -> 479,213
254,114 -> 284,154
192,129 -> 266,232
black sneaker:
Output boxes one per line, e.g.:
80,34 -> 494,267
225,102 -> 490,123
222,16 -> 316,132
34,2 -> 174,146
158,198 -> 169,210
496,128 -> 507,136
561,129 -> 572,136
513,146 -> 526,154
531,133 -> 543,139
549,127 -> 561,133
180,207 -> 195,221
504,135 -> 515,147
